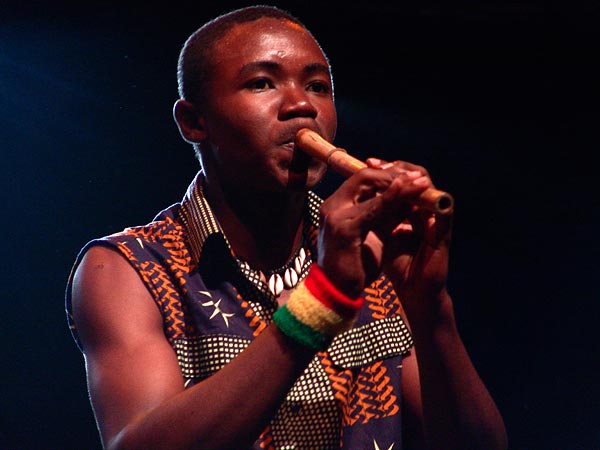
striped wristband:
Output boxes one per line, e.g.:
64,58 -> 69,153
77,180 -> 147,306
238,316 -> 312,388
272,264 -> 364,350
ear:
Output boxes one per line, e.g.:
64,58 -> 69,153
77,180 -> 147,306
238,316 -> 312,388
173,99 -> 207,144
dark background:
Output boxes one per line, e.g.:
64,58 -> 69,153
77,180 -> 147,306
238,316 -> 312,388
2,1 -> 599,449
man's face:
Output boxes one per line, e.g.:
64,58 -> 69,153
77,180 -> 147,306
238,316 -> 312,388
198,18 -> 337,193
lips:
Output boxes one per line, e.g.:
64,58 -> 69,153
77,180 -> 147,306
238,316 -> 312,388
277,135 -> 310,172
278,124 -> 321,149
276,124 -> 325,173
281,141 -> 296,151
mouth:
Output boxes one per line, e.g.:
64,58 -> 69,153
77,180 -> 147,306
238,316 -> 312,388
289,145 -> 312,172
279,125 -> 322,149
278,138 -> 312,172
281,141 -> 296,152
278,126 -> 326,172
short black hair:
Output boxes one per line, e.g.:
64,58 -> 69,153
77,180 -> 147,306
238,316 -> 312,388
177,5 -> 317,106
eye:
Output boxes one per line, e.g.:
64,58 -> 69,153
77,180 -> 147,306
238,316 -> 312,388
247,78 -> 274,91
307,81 -> 331,95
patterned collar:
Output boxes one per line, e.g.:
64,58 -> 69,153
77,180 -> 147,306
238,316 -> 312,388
177,171 -> 322,267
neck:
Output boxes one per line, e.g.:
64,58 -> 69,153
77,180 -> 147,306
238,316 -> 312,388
204,175 -> 307,271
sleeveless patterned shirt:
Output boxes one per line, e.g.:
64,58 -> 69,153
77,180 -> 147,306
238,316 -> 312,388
66,172 -> 414,449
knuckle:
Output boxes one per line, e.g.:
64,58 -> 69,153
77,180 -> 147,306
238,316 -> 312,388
322,210 -> 351,237
356,167 -> 386,181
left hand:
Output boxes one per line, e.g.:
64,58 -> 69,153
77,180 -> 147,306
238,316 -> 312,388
365,158 -> 453,315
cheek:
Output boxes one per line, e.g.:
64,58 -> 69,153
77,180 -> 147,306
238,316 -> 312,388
318,103 -> 338,142
216,100 -> 276,147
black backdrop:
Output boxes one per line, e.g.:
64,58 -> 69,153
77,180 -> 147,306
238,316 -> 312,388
2,1 -> 599,449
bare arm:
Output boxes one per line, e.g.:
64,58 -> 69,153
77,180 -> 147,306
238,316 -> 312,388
72,245 -> 314,450
376,169 -> 507,450
399,292 -> 507,450
317,160 -> 507,449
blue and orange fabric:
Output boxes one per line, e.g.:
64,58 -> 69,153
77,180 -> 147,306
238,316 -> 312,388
66,172 -> 414,449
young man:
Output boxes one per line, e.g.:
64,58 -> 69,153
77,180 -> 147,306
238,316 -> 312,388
66,6 -> 507,450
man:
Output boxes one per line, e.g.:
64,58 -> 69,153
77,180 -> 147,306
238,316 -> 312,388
66,5 -> 507,450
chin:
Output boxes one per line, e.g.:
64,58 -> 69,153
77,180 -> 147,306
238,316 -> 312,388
286,164 -> 326,192
285,174 -> 310,192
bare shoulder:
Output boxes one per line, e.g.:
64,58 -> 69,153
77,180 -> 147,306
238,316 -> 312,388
71,244 -> 162,353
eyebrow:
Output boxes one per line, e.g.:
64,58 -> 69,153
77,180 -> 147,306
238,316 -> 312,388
238,60 -> 331,78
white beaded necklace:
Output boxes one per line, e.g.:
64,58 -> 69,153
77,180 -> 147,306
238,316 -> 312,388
237,246 -> 312,297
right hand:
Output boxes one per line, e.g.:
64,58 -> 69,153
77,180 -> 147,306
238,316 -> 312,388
317,162 -> 430,298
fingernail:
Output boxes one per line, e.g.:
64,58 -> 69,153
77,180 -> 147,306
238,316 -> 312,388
406,170 -> 422,178
412,176 -> 429,186
380,162 -> 395,169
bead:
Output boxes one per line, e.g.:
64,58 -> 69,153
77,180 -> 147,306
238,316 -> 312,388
284,267 -> 299,288
238,247 -> 309,296
294,256 -> 302,274
299,248 -> 306,265
268,273 -> 284,296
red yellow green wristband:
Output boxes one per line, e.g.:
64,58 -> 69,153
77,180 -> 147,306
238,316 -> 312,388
272,264 -> 364,350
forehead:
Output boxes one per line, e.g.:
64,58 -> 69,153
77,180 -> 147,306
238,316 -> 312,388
212,18 -> 328,68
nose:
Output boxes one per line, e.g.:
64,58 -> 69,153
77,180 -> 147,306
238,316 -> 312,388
278,85 -> 318,120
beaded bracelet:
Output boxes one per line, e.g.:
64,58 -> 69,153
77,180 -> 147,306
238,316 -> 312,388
272,264 -> 364,350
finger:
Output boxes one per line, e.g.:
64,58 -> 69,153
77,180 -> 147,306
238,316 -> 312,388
355,174 -> 434,250
431,210 -> 453,246
391,220 -> 413,236
379,174 -> 432,223
319,196 -> 391,295
321,165 -> 433,232
365,158 -> 430,178
410,208 -> 453,248
320,168 -> 395,219
365,158 -> 389,168
323,190 -> 393,243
